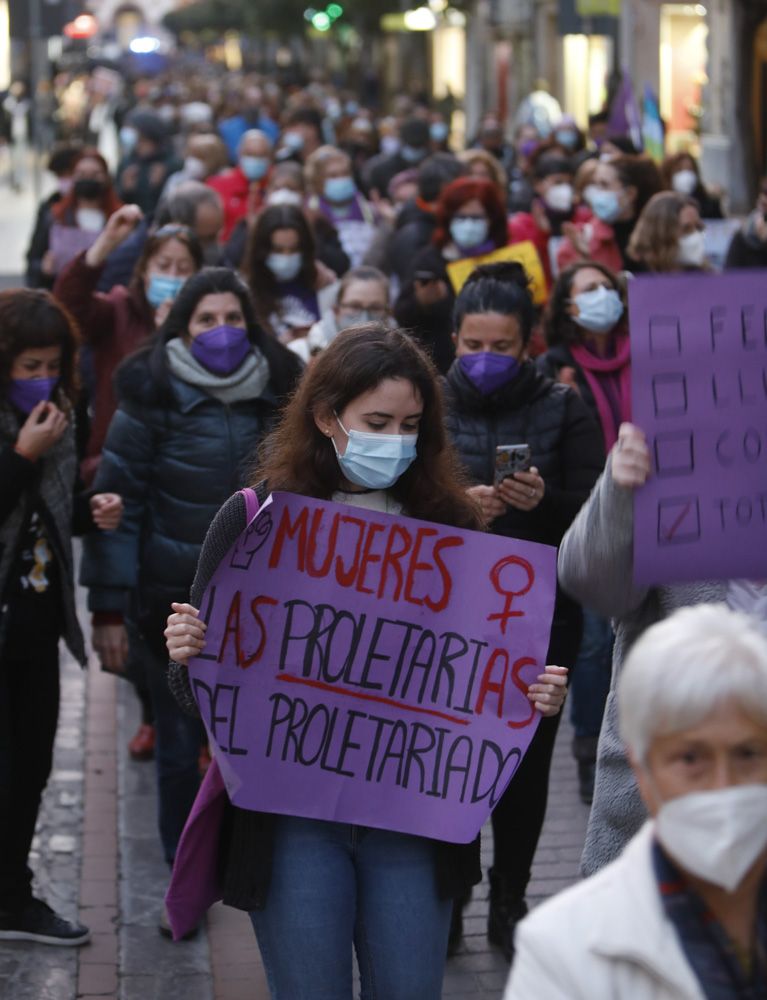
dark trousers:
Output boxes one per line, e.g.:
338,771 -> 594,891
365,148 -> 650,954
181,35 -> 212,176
143,627 -> 202,866
489,622 -> 574,897
0,632 -> 60,911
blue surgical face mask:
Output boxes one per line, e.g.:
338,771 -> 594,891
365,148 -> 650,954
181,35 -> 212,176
400,144 -> 427,164
572,285 -> 624,334
554,128 -> 578,150
324,175 -> 356,203
120,126 -> 138,151
240,155 -> 270,181
450,217 -> 490,250
430,122 -> 449,143
266,252 -> 303,282
587,187 -> 621,224
147,273 -> 186,309
283,131 -> 305,152
333,414 -> 418,489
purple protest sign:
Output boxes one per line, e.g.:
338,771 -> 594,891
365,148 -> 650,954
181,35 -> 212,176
187,492 -> 556,844
630,272 -> 767,584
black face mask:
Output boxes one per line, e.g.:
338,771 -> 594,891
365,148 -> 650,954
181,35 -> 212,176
74,178 -> 106,200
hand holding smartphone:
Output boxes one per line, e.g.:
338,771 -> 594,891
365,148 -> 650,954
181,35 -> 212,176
494,444 -> 532,485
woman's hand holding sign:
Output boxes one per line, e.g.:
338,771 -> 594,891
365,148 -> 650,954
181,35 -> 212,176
165,602 -> 206,663
611,423 -> 651,490
527,665 -> 568,717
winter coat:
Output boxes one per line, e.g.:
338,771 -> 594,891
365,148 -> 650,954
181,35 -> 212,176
444,359 -> 604,664
53,251 -> 154,484
504,823 -> 706,1000
556,216 -> 626,276
557,459 -> 724,874
206,167 -> 268,243
80,350 -> 283,637
508,204 -> 592,290
0,400 -> 87,664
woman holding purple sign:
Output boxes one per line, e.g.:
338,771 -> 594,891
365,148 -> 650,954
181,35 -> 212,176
165,325 -> 568,999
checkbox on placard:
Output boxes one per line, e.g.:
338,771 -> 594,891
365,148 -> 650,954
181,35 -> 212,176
652,373 -> 688,418
654,431 -> 695,476
657,496 -> 700,545
649,317 -> 682,358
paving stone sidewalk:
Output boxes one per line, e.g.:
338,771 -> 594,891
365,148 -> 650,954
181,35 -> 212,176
0,601 -> 590,1000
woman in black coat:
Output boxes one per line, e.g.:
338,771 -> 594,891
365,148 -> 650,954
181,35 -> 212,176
81,269 -> 302,899
442,261 -> 604,959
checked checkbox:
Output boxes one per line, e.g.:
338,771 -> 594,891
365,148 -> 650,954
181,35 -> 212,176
654,431 -> 695,477
657,496 -> 701,545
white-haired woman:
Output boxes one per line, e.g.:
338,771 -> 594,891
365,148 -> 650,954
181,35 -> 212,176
505,603 -> 767,999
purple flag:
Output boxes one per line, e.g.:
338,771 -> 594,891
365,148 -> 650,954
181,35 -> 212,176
609,72 -> 643,151
186,492 -> 557,845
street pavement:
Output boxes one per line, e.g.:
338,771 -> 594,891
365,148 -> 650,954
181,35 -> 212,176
0,179 -> 591,999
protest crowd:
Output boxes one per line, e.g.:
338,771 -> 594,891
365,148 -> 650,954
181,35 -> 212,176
0,44 -> 766,1000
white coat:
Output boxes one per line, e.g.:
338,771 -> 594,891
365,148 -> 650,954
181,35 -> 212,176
503,823 -> 706,1000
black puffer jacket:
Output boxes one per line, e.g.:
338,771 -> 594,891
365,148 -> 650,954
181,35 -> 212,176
444,359 -> 604,662
80,350 -> 285,635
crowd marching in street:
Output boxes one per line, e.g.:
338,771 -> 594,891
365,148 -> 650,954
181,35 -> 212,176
0,55 -> 766,1000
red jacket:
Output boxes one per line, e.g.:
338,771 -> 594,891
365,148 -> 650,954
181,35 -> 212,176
508,203 -> 592,290
556,216 -> 624,275
53,252 -> 154,485
207,168 -> 268,243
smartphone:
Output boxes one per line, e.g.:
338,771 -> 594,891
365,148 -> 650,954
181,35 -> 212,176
495,444 -> 532,484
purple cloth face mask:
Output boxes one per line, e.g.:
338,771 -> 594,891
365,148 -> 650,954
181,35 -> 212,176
9,377 -> 58,414
190,325 -> 251,376
459,352 -> 519,395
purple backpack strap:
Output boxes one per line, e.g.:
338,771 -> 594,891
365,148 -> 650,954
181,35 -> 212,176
239,487 -> 260,524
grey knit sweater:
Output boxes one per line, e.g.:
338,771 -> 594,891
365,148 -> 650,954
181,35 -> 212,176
557,457 -> 724,875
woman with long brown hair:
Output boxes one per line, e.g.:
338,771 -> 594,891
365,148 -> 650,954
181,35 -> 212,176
165,325 -> 567,998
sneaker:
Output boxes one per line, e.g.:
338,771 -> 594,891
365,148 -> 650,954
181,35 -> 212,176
128,723 -> 156,761
0,898 -> 90,946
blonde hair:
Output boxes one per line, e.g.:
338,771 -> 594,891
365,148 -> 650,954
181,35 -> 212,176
627,190 -> 698,273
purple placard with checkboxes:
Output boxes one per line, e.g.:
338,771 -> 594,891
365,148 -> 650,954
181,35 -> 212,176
629,272 -> 767,584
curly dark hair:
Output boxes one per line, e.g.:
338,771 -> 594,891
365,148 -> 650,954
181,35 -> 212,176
137,266 -> 302,403
0,289 -> 80,405
544,261 -> 626,347
252,324 -> 482,531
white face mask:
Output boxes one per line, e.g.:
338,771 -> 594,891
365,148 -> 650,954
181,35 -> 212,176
544,182 -> 574,213
184,156 -> 207,180
76,207 -> 106,232
655,784 -> 767,892
677,229 -> 707,267
671,169 -> 698,195
267,188 -> 303,207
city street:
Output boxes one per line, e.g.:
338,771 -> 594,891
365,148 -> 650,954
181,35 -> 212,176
0,164 -> 590,1000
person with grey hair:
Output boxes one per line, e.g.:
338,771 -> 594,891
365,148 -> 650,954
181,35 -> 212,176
154,181 -> 224,266
504,602 -> 767,999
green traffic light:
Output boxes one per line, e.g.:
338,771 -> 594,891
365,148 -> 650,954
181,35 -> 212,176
312,11 -> 331,29
327,3 -> 344,18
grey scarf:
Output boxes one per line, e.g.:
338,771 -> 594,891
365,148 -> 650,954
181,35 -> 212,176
165,338 -> 270,404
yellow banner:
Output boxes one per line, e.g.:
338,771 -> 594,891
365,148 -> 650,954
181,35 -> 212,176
576,0 -> 621,16
446,241 -> 547,305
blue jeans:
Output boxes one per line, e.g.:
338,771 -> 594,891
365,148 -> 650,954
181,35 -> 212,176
569,609 -> 614,741
250,817 -> 452,1000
